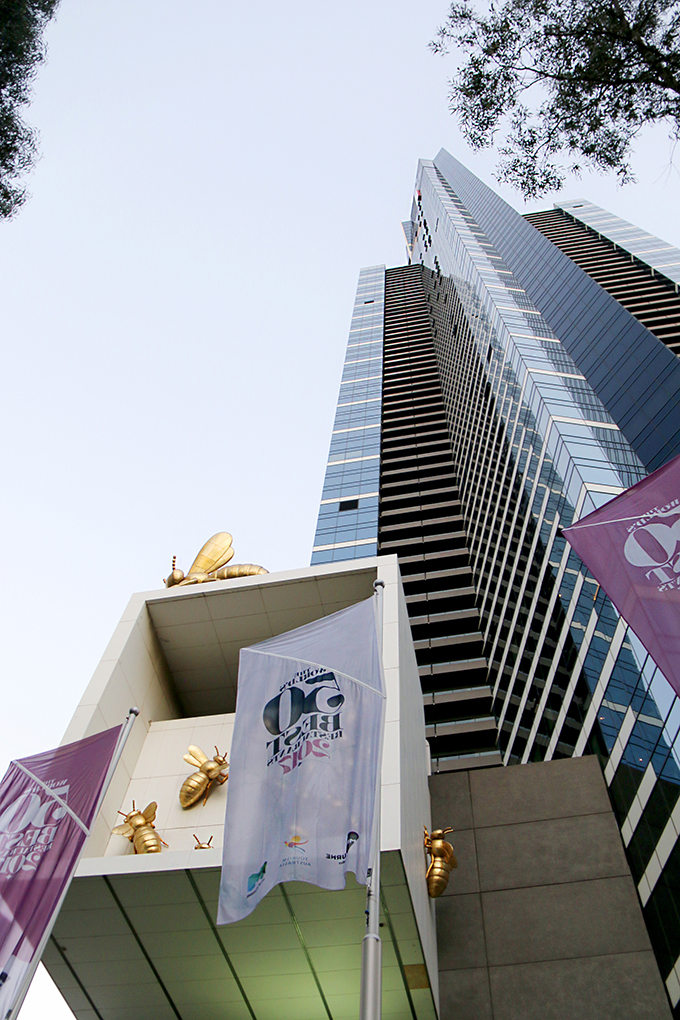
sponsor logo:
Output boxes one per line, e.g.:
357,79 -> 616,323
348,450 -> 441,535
326,830 -> 359,863
280,833 -> 311,866
623,498 -> 680,592
246,861 -> 267,897
263,669 -> 345,774
0,780 -> 70,875
284,835 -> 308,852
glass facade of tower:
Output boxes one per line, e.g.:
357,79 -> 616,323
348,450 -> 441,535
311,265 -> 384,563
415,156 -> 680,1008
311,152 -> 680,1010
412,158 -> 650,760
429,150 -> 680,474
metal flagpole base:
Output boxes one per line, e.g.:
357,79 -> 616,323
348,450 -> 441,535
359,932 -> 382,1020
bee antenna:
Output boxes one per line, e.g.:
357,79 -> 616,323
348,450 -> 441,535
172,556 -> 176,570
193,834 -> 199,842
132,800 -> 136,810
215,746 -> 220,757
208,836 -> 213,845
117,810 -> 127,817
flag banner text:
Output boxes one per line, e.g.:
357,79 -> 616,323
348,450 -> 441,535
0,726 -> 121,1017
563,453 -> 680,696
218,596 -> 385,924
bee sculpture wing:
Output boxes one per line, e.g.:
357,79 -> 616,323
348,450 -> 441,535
112,822 -> 133,837
184,746 -> 209,767
187,533 -> 235,576
142,802 -> 158,823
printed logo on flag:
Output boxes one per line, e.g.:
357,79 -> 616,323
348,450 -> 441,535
0,725 -> 122,1020
217,596 -> 386,925
263,668 -> 345,773
623,498 -> 680,592
284,836 -> 308,852
246,862 -> 267,897
326,831 -> 359,863
281,834 -> 311,869
0,781 -> 70,876
562,453 -> 680,700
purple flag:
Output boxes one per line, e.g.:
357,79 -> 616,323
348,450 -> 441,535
0,726 -> 121,1017
563,453 -> 680,696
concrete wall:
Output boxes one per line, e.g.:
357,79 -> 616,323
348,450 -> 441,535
63,597 -> 181,858
430,755 -> 672,1020
102,712 -> 235,857
63,557 -> 439,1010
394,576 -> 437,1004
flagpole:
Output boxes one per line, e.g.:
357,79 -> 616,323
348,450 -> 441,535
10,707 -> 139,1020
91,707 -> 140,823
360,579 -> 385,1020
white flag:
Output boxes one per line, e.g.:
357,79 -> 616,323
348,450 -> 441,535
217,596 -> 385,924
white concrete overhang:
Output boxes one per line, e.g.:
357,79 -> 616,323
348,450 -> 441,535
44,855 -> 433,1020
44,558 -> 438,1020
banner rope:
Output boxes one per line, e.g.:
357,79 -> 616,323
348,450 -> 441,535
566,515 -> 655,530
242,649 -> 386,697
566,505 -> 680,530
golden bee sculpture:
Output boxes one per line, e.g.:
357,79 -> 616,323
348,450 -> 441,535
179,746 -> 229,808
424,825 -> 457,897
193,834 -> 214,850
164,532 -> 267,587
112,801 -> 167,854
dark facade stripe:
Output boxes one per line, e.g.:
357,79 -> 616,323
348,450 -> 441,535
525,208 -> 680,356
380,264 -> 498,768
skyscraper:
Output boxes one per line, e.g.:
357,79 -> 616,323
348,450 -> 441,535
312,151 -> 680,1011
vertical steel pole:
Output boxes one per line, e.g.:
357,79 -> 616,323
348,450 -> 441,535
92,707 -> 140,822
360,580 -> 385,1020
11,708 -> 139,1019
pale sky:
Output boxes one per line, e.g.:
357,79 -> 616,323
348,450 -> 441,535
2,2 -> 679,1016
